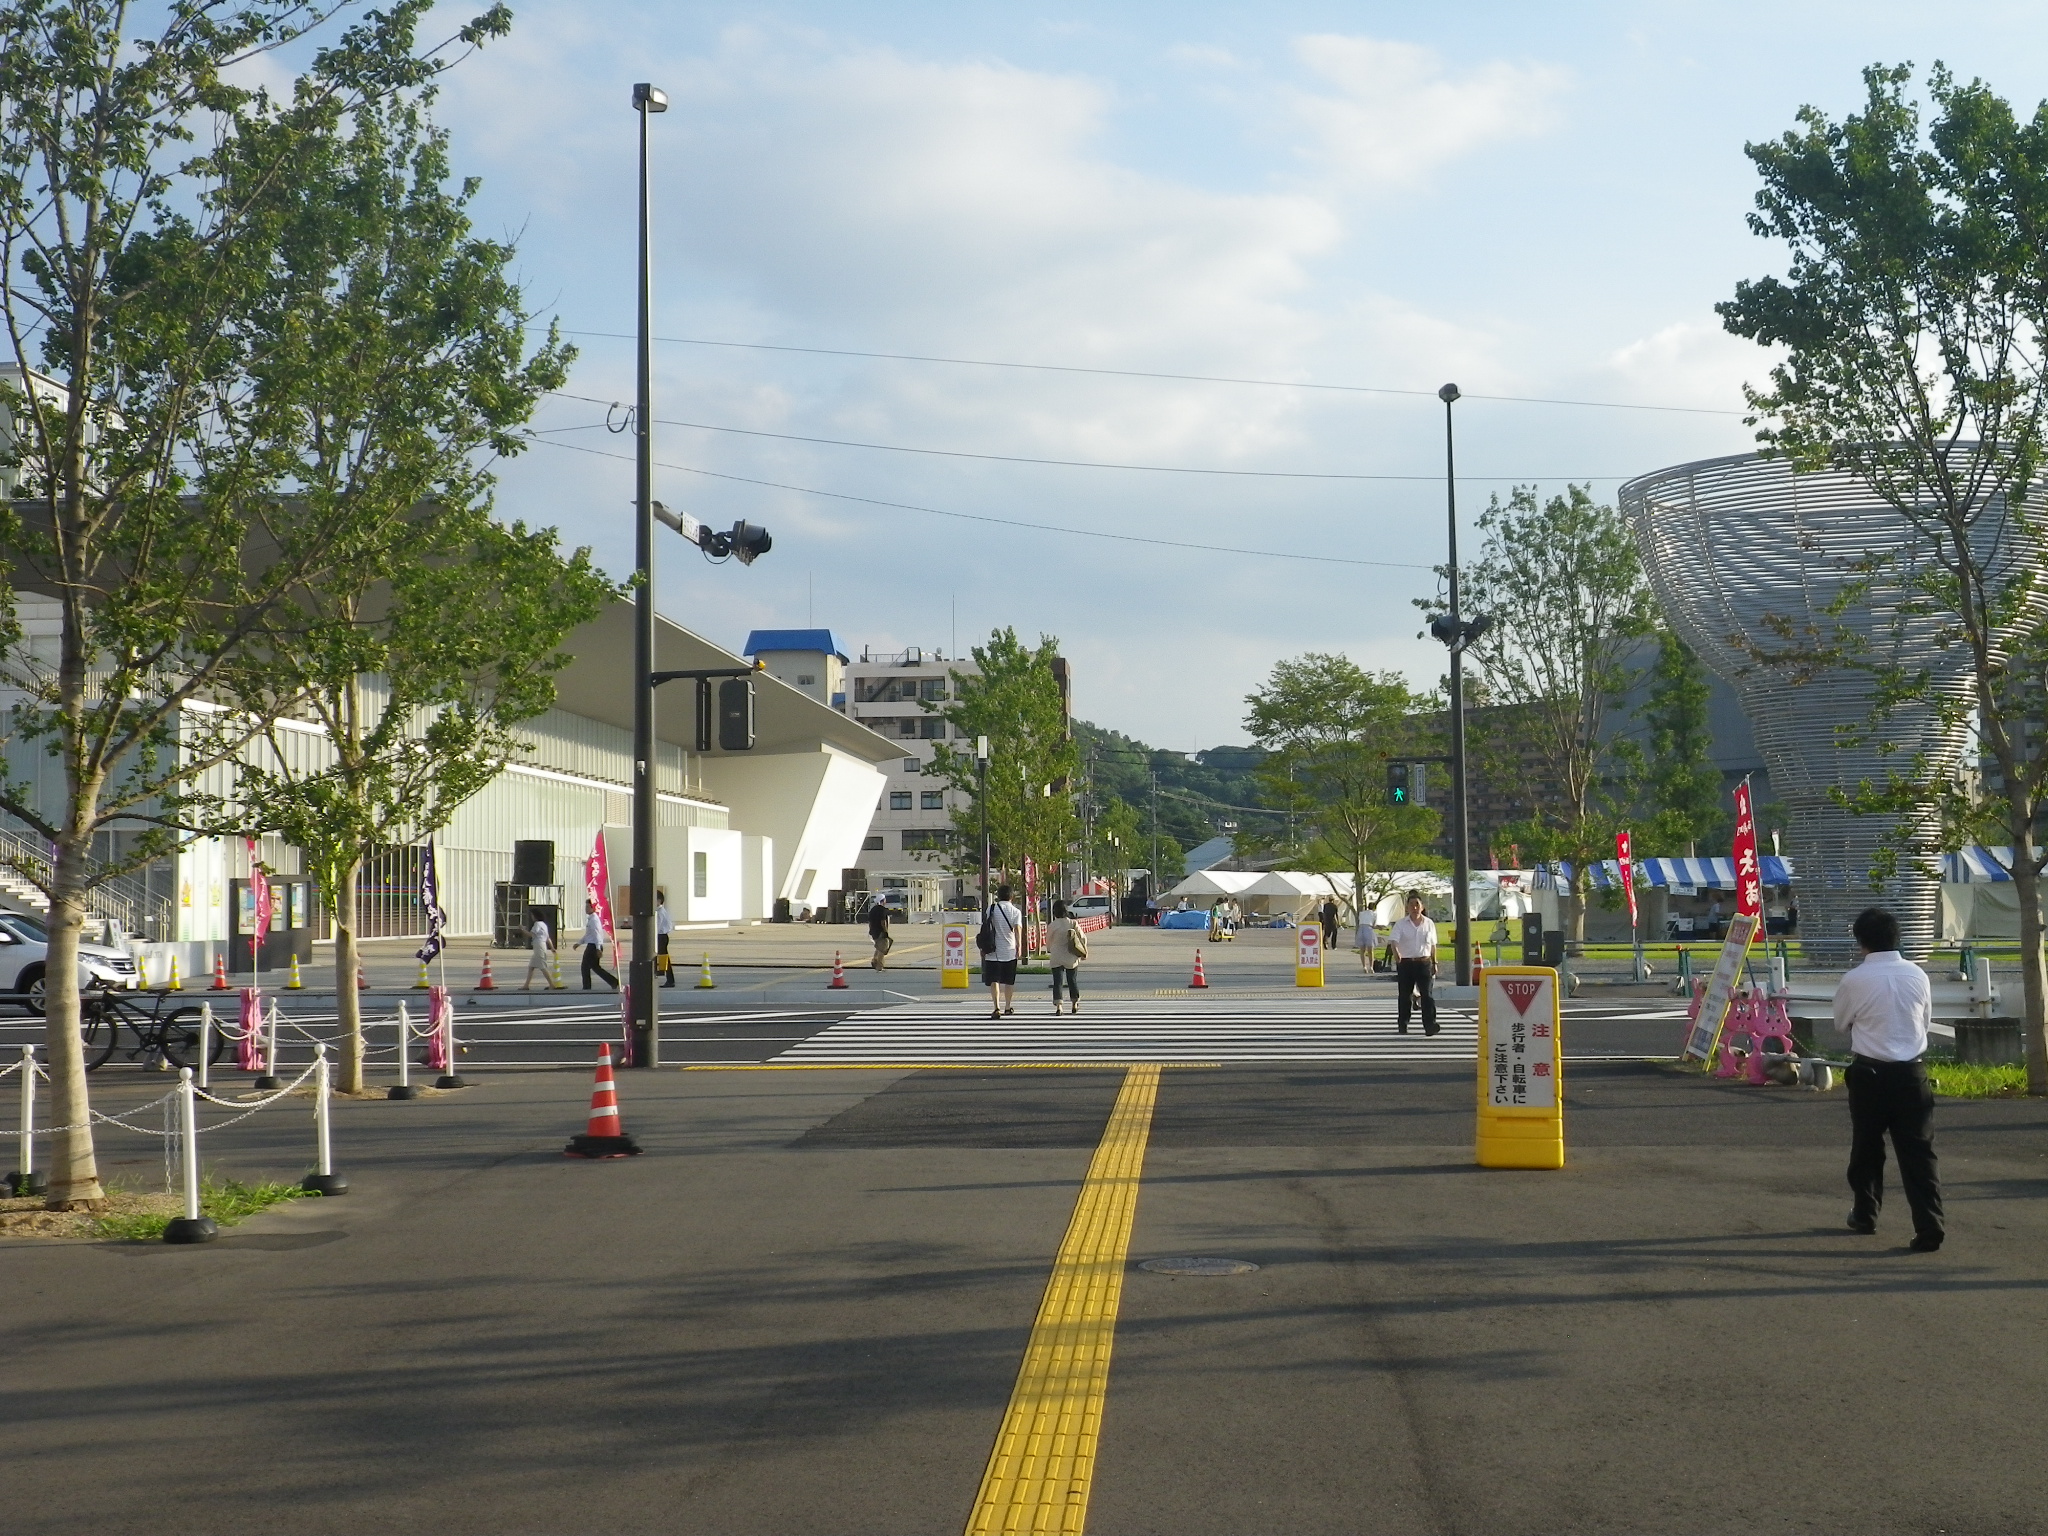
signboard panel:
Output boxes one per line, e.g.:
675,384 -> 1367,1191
1682,911 -> 1760,1061
1476,965 -> 1564,1169
1295,924 -> 1324,988
941,923 -> 970,990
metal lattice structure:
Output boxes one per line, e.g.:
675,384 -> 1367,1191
1621,451 -> 2034,963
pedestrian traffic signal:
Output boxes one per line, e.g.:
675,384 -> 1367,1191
717,678 -> 755,750
1387,762 -> 1410,806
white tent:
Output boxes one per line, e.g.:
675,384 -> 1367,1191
1239,870 -> 1353,919
1163,869 -> 1261,903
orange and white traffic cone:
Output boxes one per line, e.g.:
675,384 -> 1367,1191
827,950 -> 848,989
357,964 -> 369,991
1472,947 -> 1485,986
1190,950 -> 1209,988
475,951 -> 497,991
211,952 -> 229,991
563,1043 -> 642,1159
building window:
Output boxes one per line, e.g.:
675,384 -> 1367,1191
903,829 -> 951,851
898,718 -> 919,737
889,791 -> 913,811
796,673 -> 816,686
920,679 -> 946,701
862,835 -> 884,851
920,791 -> 945,810
919,717 -> 946,738
903,757 -> 921,774
693,850 -> 708,899
955,724 -> 971,738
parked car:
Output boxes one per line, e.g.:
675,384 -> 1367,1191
1067,894 -> 1114,924
0,911 -> 141,1011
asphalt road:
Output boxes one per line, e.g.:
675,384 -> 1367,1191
8,988 -> 2046,1535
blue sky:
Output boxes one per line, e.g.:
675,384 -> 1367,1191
404,1 -> 2048,747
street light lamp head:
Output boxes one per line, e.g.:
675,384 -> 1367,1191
728,520 -> 772,565
633,83 -> 669,113
1428,613 -> 1462,646
1463,612 -> 1493,644
1438,383 -> 1460,404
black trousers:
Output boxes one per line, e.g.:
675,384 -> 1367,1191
1847,1056 -> 1943,1240
1396,958 -> 1437,1031
658,933 -> 673,986
1050,966 -> 1080,1002
581,943 -> 617,990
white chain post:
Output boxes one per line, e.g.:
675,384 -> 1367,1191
303,1043 -> 348,1195
163,1068 -> 217,1243
10,1045 -> 43,1197
389,1002 -> 417,1100
1971,954 -> 1996,1018
255,997 -> 282,1089
197,1002 -> 213,1093
435,992 -> 465,1090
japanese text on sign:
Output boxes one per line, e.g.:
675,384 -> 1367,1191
1486,974 -> 1556,1109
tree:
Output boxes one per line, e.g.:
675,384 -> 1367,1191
1241,653 -> 1442,917
1717,62 -> 2048,1092
1635,631 -> 1728,854
926,628 -> 1079,899
201,77 -> 606,1093
0,0 -> 519,1205
1436,485 -> 1656,948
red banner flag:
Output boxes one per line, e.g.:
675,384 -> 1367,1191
1732,779 -> 1763,923
584,833 -> 614,940
1615,829 -> 1637,929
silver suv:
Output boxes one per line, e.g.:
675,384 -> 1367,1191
0,911 -> 142,1011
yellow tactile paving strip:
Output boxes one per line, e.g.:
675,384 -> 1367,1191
964,1063 -> 1161,1535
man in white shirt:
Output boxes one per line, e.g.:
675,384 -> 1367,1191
656,890 -> 675,988
1833,906 -> 1943,1251
1389,890 -> 1439,1036
981,883 -> 1024,1018
579,899 -> 618,991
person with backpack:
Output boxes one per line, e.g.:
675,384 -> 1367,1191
978,883 -> 1024,1018
867,898 -> 894,970
1048,899 -> 1089,1014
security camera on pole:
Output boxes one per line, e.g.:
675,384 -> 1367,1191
1428,383 -> 1493,988
626,81 -> 772,1069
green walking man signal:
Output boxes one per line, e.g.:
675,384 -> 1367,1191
1388,761 -> 1410,806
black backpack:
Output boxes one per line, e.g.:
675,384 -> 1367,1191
976,905 -> 1005,955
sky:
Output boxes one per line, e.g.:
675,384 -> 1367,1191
394,0 -> 2048,749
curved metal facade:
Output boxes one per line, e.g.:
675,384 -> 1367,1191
1621,451 -> 2028,963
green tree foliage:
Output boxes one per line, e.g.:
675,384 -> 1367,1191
926,628 -> 1079,897
1241,653 -> 1442,915
1635,631 -> 1727,853
1718,62 -> 2048,1091
0,0 -> 524,1205
1073,721 -> 1268,857
1437,485 -> 1655,946
208,75 -> 611,1092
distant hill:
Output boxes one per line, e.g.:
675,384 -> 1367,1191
1073,720 -> 1272,861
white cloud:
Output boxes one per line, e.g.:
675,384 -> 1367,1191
1287,34 -> 1569,190
1606,319 -> 1776,413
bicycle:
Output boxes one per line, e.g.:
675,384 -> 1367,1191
78,987 -> 224,1071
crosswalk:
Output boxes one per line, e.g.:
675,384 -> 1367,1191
769,997 -> 1482,1064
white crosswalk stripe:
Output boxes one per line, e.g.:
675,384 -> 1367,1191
770,997 -> 1480,1064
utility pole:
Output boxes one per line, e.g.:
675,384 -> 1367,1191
1427,384 -> 1490,988
1149,767 -> 1159,901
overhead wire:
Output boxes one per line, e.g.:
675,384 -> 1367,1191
526,435 -> 1441,571
533,327 -> 1745,417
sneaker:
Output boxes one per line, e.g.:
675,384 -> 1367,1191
1909,1233 -> 1944,1252
1847,1212 -> 1877,1235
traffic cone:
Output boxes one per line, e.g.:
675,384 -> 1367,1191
412,957 -> 430,989
1472,947 -> 1485,986
1190,950 -> 1208,988
285,953 -> 303,990
827,951 -> 848,989
563,1043 -> 642,1159
356,964 -> 369,991
167,953 -> 182,992
210,952 -> 228,990
475,951 -> 497,991
549,948 -> 564,990
696,953 -> 715,989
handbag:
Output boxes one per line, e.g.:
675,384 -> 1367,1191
1069,923 -> 1089,960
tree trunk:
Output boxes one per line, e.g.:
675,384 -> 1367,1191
1565,876 -> 1588,955
42,839 -> 104,1208
334,856 -> 364,1094
2012,861 -> 2047,1096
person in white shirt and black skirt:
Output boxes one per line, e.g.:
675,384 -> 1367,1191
1834,906 -> 1943,1251
1388,890 -> 1439,1036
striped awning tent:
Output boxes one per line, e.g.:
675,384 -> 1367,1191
1943,847 -> 2015,883
1640,855 -> 1795,889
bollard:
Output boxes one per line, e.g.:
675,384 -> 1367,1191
163,1069 -> 217,1243
8,1045 -> 44,1196
1971,955 -> 1997,1019
389,1002 -> 418,1099
254,997 -> 282,1090
1769,954 -> 1787,997
196,1002 -> 212,1093
301,1044 -> 348,1196
432,985 -> 466,1090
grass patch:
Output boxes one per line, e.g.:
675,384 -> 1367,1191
1927,1060 -> 2031,1099
89,1177 -> 310,1242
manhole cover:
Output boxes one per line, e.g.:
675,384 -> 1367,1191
1138,1256 -> 1259,1276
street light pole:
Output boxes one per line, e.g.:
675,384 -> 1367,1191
1441,382 -> 1473,988
628,81 -> 668,1068
976,735 -> 991,911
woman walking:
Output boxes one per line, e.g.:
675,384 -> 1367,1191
1048,899 -> 1088,1014
981,883 -> 1024,1018
1353,904 -> 1379,973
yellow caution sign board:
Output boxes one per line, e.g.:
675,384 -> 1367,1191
941,922 -> 970,990
1477,965 -> 1563,1169
1295,924 -> 1325,988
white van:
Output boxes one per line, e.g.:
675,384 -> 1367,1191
1066,895 -> 1114,923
